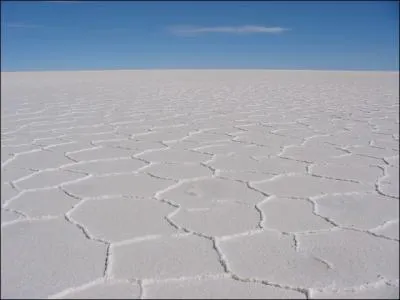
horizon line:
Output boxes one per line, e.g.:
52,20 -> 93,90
2,68 -> 399,73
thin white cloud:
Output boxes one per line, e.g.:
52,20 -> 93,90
3,22 -> 124,33
169,25 -> 290,36
5,22 -> 43,29
43,1 -> 83,3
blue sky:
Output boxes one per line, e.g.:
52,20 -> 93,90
1,1 -> 399,71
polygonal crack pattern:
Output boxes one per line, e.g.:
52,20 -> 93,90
112,235 -> 223,280
1,218 -> 107,299
143,277 -> 306,299
69,197 -> 177,242
1,70 -> 399,298
159,178 -> 265,209
57,280 -> 141,299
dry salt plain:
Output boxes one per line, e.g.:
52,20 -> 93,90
1,70 -> 399,299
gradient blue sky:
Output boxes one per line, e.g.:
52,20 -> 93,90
1,1 -> 399,71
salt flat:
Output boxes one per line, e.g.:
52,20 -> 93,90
1,70 -> 399,299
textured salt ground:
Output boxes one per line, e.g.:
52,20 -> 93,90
1,70 -> 399,299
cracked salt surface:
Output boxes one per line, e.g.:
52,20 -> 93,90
1,70 -> 399,298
